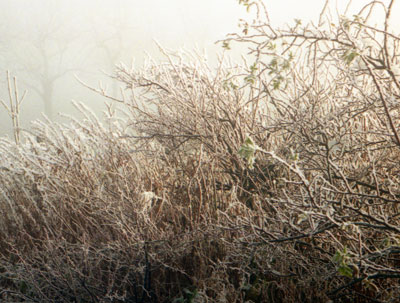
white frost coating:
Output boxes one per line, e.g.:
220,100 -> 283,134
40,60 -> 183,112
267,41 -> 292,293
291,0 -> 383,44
351,57 -> 367,70
138,191 -> 161,212
361,37 -> 376,49
391,65 -> 400,77
307,29 -> 322,38
354,40 -> 364,50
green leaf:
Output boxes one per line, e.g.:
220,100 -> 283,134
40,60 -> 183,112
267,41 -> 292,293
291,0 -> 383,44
244,75 -> 255,84
333,247 -> 354,278
343,50 -> 359,65
250,62 -> 258,73
238,136 -> 258,169
267,42 -> 276,50
222,41 -> 231,50
272,79 -> 281,90
338,264 -> 353,278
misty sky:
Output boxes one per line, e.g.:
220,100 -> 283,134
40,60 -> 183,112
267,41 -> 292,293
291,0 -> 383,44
0,0 -> 399,136
2,0 -> 398,64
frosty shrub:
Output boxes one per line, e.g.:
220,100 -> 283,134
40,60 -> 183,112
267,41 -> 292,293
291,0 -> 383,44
1,0 -> 400,302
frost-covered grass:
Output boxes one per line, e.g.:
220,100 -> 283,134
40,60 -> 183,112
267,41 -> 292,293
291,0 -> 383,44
2,1 -> 400,302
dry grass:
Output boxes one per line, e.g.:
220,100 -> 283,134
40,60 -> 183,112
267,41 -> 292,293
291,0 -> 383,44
1,1 -> 400,302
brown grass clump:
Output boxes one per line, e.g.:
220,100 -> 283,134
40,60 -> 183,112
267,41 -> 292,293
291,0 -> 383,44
2,1 -> 400,302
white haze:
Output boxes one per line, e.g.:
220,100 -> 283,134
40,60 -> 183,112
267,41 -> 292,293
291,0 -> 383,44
0,0 -> 398,137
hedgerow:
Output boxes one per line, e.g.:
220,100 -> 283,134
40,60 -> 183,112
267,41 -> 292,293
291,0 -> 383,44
1,1 -> 400,302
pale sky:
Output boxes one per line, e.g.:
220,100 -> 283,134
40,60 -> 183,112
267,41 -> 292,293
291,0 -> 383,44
125,0 -> 399,49
1,0 -> 399,134
264,0 -> 400,28
1,1 -> 398,60
125,0 -> 399,59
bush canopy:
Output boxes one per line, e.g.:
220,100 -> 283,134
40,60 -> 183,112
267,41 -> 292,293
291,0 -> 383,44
1,0 -> 400,302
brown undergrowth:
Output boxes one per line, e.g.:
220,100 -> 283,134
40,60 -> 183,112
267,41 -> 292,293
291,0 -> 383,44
1,1 -> 400,302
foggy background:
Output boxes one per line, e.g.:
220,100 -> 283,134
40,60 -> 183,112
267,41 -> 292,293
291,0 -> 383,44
1,0 -> 398,138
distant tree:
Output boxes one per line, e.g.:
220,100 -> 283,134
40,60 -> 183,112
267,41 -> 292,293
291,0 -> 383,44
0,0 -> 87,120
